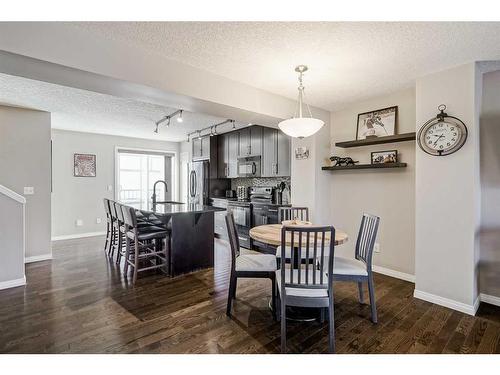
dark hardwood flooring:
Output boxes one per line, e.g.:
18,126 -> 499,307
0,236 -> 499,354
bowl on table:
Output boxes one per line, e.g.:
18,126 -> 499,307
281,219 -> 312,227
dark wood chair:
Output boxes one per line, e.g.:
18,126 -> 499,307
122,205 -> 169,284
276,207 -> 311,261
103,198 -> 113,255
277,224 -> 336,353
225,212 -> 277,318
333,213 -> 380,323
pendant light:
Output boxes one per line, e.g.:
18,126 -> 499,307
278,65 -> 324,138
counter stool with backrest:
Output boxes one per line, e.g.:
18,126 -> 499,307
225,212 -> 277,319
276,207 -> 311,262
108,200 -> 121,260
122,205 -> 170,284
277,224 -> 336,353
333,213 -> 380,323
103,198 -> 114,255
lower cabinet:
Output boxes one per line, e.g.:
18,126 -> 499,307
214,210 -> 227,240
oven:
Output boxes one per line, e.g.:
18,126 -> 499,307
227,201 -> 252,249
237,156 -> 261,177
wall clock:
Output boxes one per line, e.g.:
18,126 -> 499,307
417,105 -> 468,156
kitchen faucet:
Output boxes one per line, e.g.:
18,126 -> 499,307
152,180 -> 168,209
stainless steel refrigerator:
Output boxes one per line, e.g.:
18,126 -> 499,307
188,160 -> 231,205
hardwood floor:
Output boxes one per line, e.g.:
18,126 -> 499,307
0,236 -> 499,354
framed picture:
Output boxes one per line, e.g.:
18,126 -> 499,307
371,150 -> 398,164
356,106 -> 397,140
294,146 -> 309,160
74,153 -> 96,177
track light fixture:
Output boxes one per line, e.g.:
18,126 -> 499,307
154,109 -> 184,133
186,119 -> 235,141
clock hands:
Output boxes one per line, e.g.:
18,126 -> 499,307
433,134 -> 445,147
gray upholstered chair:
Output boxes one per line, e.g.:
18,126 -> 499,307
276,207 -> 311,261
333,213 -> 380,323
225,212 -> 277,318
277,224 -> 336,353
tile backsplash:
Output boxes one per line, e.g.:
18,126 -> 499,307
230,177 -> 290,191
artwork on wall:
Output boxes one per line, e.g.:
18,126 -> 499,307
356,106 -> 397,140
294,146 -> 310,160
371,150 -> 398,164
74,153 -> 96,177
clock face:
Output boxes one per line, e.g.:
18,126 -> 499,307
418,118 -> 467,156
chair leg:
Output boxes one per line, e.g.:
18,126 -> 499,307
368,274 -> 377,323
358,282 -> 364,304
281,296 -> 287,353
132,238 -> 139,285
226,274 -> 236,316
104,222 -> 110,253
271,276 -> 277,321
116,230 -> 123,264
124,236 -> 130,274
328,294 -> 336,353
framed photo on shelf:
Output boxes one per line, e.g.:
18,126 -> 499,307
371,150 -> 398,164
74,153 -> 96,177
356,106 -> 397,140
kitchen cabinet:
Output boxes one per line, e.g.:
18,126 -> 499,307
238,126 -> 262,157
262,127 -> 291,177
227,132 -> 239,178
192,136 -> 211,161
217,134 -> 228,178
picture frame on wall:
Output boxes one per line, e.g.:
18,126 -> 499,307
371,150 -> 398,164
356,106 -> 397,140
74,153 -> 96,177
294,146 -> 310,160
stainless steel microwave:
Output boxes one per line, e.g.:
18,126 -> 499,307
237,156 -> 261,177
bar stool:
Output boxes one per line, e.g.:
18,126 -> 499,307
103,198 -> 114,255
122,205 -> 170,284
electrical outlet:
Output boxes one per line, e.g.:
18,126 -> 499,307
76,219 -> 83,227
374,243 -> 380,253
96,218 -> 102,224
23,186 -> 35,195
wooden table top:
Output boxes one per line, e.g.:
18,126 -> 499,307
249,224 -> 348,247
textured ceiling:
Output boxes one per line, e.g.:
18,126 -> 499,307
69,22 -> 500,111
0,74 -> 245,142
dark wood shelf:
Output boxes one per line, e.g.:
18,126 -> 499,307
322,162 -> 407,171
335,132 -> 416,148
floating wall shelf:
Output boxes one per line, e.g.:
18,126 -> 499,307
334,132 -> 416,148
322,162 -> 407,171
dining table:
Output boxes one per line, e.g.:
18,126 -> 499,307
249,223 -> 348,321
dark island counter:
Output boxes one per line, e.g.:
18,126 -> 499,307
138,203 -> 225,277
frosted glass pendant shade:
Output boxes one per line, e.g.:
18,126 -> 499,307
278,117 -> 324,138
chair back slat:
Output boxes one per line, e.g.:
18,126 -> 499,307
122,205 -> 138,229
225,212 -> 240,271
103,199 -> 111,218
278,207 -> 309,222
280,225 -> 335,292
355,213 -> 380,269
115,203 -> 125,223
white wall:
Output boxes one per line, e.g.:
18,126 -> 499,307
479,69 -> 500,300
0,105 -> 51,261
51,129 -> 179,239
329,88 -> 416,277
414,63 -> 482,314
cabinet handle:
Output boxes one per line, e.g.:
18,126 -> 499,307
269,209 -> 278,212
275,163 -> 278,175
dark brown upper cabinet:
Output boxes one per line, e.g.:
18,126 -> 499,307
238,126 -> 263,157
262,127 -> 291,177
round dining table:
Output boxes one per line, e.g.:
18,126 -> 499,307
249,224 -> 348,248
249,223 -> 348,322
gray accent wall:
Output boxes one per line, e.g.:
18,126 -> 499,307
0,193 -> 24,285
51,129 -> 179,238
0,105 -> 51,260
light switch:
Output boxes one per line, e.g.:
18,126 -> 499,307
107,185 -> 113,191
96,218 -> 102,224
23,187 -> 35,195
76,219 -> 83,227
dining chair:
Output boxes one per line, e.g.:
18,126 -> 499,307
225,212 -> 277,318
278,207 -> 309,222
333,213 -> 380,323
122,205 -> 170,284
277,224 -> 336,353
108,200 -> 121,259
276,207 -> 312,262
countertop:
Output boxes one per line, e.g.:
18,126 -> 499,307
209,197 -> 291,208
139,203 -> 225,216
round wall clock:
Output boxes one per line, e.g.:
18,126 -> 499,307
417,105 -> 468,156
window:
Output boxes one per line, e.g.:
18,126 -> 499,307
116,150 -> 173,210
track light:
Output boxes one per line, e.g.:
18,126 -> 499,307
177,110 -> 183,123
154,109 -> 183,133
197,131 -> 202,140
187,135 -> 190,143
232,120 -> 236,129
154,123 -> 159,133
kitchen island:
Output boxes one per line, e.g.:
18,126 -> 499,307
138,203 -> 224,277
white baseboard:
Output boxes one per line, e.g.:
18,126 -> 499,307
372,265 -> 415,283
52,231 -> 106,241
0,276 -> 26,290
480,293 -> 500,307
25,253 -> 53,263
414,289 -> 480,316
